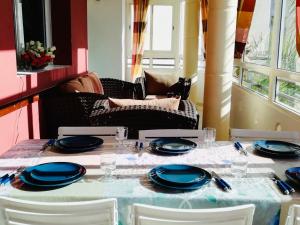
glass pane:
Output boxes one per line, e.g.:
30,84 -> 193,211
276,79 -> 300,112
152,5 -> 173,51
242,69 -> 269,96
278,0 -> 300,72
233,66 -> 240,80
152,58 -> 175,69
244,0 -> 274,66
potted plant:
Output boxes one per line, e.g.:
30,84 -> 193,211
20,40 -> 56,70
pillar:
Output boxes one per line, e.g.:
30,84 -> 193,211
202,0 -> 238,140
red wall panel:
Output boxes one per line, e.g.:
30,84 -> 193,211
0,0 -> 88,154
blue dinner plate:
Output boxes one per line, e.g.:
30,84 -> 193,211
148,167 -> 211,191
19,162 -> 86,187
285,167 -> 300,186
155,164 -> 210,186
54,136 -> 103,153
254,140 -> 300,158
150,138 -> 196,155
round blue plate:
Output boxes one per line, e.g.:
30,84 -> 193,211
254,140 -> 300,155
150,138 -> 196,155
155,164 -> 210,186
19,162 -> 86,187
285,167 -> 300,186
58,136 -> 103,148
148,166 -> 211,190
54,136 -> 103,153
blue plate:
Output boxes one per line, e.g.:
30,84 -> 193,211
148,168 -> 211,191
254,140 -> 300,158
19,162 -> 86,187
155,164 -> 210,186
58,136 -> 103,148
285,167 -> 300,186
150,138 -> 196,155
54,136 -> 103,153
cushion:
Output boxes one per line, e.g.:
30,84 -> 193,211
108,97 -> 181,110
59,72 -> 104,94
144,71 -> 178,95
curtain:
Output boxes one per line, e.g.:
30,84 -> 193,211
234,0 -> 256,59
131,0 -> 150,80
200,0 -> 208,57
296,0 -> 300,56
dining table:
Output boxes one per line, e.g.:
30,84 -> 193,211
0,138 -> 299,225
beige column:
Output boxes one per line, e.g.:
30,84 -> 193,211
203,0 -> 238,140
183,0 -> 200,103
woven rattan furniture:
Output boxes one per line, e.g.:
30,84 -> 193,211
90,99 -> 199,138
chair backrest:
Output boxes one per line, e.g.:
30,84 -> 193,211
230,129 -> 300,142
139,129 -> 205,141
58,126 -> 124,141
285,204 -> 300,225
132,203 -> 255,225
0,197 -> 117,225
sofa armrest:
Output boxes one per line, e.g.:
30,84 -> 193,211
100,78 -> 139,99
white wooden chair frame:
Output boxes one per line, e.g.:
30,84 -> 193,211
132,203 -> 255,225
58,126 -> 125,141
230,128 -> 300,142
138,129 -> 205,141
0,197 -> 118,225
285,204 -> 300,225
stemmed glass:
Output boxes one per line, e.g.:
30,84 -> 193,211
115,127 -> 128,149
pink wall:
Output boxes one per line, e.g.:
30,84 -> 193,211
0,0 -> 88,154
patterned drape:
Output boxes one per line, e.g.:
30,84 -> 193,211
296,0 -> 300,56
131,0 -> 150,80
200,0 -> 208,57
234,0 -> 256,59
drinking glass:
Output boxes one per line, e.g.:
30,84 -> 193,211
231,151 -> 248,178
115,127 -> 128,148
203,127 -> 216,147
100,154 -> 116,180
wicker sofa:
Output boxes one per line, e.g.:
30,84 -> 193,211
41,73 -> 199,138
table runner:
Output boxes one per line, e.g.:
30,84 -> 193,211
0,139 -> 299,225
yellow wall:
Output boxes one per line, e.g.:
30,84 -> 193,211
231,85 -> 300,131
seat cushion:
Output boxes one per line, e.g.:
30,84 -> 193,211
144,71 -> 178,95
59,72 -> 104,94
108,97 -> 181,110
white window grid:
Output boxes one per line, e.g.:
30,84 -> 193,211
233,0 -> 300,116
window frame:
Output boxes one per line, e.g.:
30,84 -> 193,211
13,0 -> 53,56
126,0 -> 180,70
234,0 -> 300,116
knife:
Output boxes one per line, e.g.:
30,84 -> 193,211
0,174 -> 9,185
271,174 -> 290,195
211,171 -> 231,191
1,174 -> 15,185
234,142 -> 248,156
42,139 -> 55,150
273,173 -> 295,193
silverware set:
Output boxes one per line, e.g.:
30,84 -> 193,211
271,173 -> 295,195
211,171 -> 232,192
233,141 -> 248,156
0,166 -> 25,186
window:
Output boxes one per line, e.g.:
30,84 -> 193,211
242,69 -> 269,96
127,0 -> 179,70
234,0 -> 300,114
276,78 -> 300,111
14,0 -> 52,58
244,0 -> 274,66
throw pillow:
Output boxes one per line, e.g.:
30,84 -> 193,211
144,71 -> 178,95
108,97 -> 181,110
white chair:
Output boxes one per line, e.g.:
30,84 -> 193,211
230,129 -> 300,142
58,126 -> 124,141
0,197 -> 117,225
132,203 -> 255,225
285,204 -> 300,225
138,129 -> 205,141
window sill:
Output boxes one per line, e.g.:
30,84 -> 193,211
17,65 -> 71,76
